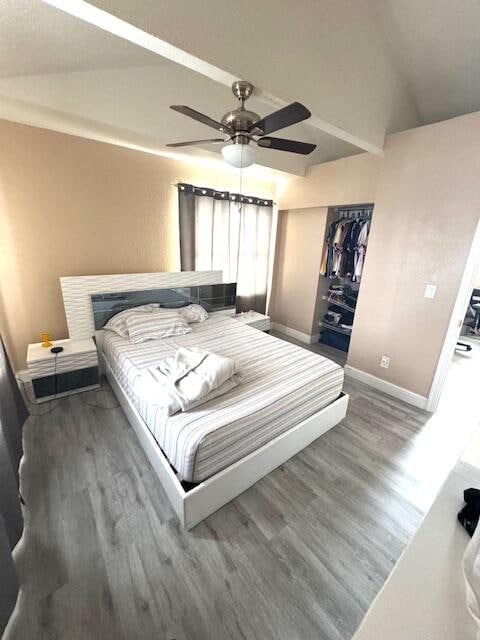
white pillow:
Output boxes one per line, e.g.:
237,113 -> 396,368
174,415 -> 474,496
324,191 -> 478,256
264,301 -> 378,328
126,310 -> 191,343
103,304 -> 159,338
178,304 -> 209,324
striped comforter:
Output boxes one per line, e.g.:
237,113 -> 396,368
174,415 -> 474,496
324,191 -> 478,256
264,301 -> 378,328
103,315 -> 344,483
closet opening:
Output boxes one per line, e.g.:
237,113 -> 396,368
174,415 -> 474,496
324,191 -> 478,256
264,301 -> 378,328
316,204 -> 373,362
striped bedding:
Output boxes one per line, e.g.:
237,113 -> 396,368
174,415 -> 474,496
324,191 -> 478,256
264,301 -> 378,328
103,314 -> 344,483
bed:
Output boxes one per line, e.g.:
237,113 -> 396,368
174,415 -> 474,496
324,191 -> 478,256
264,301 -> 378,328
60,270 -> 349,529
103,314 -> 344,484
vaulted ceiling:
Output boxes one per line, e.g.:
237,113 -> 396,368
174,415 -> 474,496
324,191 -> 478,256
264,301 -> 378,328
1,0 -> 479,177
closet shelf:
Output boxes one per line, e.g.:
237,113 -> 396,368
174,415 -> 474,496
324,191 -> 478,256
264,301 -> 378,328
321,295 -> 356,313
319,322 -> 352,336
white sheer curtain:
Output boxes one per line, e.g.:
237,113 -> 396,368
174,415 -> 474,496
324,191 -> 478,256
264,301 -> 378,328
179,185 -> 274,313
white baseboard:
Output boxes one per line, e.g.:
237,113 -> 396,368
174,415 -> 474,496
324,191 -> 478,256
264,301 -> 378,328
344,365 -> 429,410
271,322 -> 319,345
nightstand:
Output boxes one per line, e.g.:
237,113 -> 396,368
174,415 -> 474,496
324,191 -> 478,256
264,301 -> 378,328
27,338 -> 99,402
234,311 -> 271,332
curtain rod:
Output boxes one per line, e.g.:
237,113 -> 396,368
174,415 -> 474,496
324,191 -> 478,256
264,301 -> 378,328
171,182 -> 276,206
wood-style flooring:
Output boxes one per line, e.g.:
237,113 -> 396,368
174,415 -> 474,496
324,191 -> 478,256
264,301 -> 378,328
6,336 -> 480,640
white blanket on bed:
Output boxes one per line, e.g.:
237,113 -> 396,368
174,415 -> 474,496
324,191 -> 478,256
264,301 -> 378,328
138,347 -> 241,415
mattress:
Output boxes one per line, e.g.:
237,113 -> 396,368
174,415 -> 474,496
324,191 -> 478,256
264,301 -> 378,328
103,314 -> 344,483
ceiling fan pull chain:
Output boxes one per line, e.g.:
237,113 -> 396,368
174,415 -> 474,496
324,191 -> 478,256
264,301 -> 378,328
238,150 -> 244,213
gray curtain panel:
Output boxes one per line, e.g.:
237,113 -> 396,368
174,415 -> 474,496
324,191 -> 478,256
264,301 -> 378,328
0,515 -> 19,635
178,184 -> 273,314
0,425 -> 23,549
0,336 -> 27,636
178,187 -> 196,272
0,338 -> 28,482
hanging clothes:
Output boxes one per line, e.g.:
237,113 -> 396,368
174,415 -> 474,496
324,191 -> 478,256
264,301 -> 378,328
353,219 -> 370,282
322,219 -> 341,278
322,216 -> 370,282
322,219 -> 345,278
339,219 -> 358,278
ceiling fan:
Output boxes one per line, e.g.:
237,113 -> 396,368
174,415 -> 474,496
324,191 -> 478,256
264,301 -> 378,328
167,81 -> 316,168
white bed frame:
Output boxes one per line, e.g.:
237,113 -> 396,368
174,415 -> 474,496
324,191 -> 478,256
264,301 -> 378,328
105,356 -> 348,529
61,270 -> 349,529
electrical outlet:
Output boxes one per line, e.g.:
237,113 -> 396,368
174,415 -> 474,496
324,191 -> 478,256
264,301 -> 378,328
380,355 -> 390,369
424,284 -> 437,299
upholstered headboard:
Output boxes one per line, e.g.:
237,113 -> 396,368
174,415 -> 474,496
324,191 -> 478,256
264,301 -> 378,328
60,271 -> 224,339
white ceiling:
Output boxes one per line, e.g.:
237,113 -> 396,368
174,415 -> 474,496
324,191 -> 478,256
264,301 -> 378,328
373,0 -> 480,125
0,0 -> 479,178
0,0 -> 161,75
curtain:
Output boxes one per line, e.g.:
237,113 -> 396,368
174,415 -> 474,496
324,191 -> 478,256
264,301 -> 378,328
0,338 -> 28,484
0,336 -> 28,634
0,517 -> 18,636
178,184 -> 274,313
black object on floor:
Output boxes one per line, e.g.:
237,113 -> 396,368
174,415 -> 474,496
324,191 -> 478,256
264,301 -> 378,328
464,488 -> 480,506
320,329 -> 350,352
458,487 -> 480,536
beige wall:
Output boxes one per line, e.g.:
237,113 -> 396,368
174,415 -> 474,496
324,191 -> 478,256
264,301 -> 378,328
0,120 -> 275,370
273,111 -> 480,399
277,152 -> 381,211
269,207 -> 328,336
349,113 -> 480,397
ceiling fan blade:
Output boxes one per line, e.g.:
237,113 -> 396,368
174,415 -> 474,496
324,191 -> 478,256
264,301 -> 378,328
250,102 -> 311,135
166,138 -> 226,148
170,105 -> 233,134
257,136 -> 316,154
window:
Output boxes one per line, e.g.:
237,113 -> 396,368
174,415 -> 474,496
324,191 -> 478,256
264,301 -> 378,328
178,184 -> 274,313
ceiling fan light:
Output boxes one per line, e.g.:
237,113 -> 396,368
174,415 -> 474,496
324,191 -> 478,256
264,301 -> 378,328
221,143 -> 255,168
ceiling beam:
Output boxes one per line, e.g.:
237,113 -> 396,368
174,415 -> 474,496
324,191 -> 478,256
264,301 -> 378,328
0,94 -> 296,181
40,0 -> 383,154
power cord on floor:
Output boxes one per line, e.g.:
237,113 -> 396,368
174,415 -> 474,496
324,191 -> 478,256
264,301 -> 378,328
79,382 -> 120,410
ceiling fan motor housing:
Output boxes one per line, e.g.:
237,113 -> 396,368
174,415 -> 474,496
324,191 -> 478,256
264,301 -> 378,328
221,109 -> 261,137
220,81 -> 261,141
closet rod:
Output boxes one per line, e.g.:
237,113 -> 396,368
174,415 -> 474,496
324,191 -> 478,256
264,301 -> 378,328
335,205 -> 373,220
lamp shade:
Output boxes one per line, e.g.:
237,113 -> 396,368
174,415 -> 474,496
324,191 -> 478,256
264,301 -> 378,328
221,142 -> 255,168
